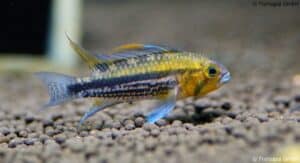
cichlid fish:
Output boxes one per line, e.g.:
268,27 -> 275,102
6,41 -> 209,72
36,36 -> 231,126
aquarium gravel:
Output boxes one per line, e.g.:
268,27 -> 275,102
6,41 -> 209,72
0,74 -> 299,163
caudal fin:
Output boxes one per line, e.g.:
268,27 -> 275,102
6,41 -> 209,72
35,72 -> 76,108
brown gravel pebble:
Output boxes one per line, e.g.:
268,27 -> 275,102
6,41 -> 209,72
17,130 -> 28,138
66,138 -> 85,152
134,117 -> 145,127
54,134 -> 66,144
42,119 -> 54,127
150,129 -> 160,137
8,139 -> 22,148
0,136 -> 10,144
294,94 -> 300,102
111,121 -> 121,129
273,96 -> 290,108
24,138 -> 35,145
221,102 -> 232,110
39,134 -> 50,144
155,119 -> 168,127
125,121 -> 136,130
0,128 -> 11,136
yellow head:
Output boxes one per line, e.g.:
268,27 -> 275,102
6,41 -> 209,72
177,59 -> 231,98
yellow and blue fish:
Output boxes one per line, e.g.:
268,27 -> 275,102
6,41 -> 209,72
36,36 -> 231,125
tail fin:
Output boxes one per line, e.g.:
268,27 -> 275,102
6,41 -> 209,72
35,72 -> 76,108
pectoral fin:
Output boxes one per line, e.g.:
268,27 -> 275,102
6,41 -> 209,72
146,88 -> 178,123
78,99 -> 119,127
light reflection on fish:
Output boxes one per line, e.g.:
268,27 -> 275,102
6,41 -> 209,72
36,35 -> 231,126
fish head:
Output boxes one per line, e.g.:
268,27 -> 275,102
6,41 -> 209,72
193,60 -> 231,97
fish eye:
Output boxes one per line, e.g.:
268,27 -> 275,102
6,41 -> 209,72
207,66 -> 217,77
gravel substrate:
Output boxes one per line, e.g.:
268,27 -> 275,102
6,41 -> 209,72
0,73 -> 299,163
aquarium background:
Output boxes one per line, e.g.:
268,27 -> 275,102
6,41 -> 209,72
0,0 -> 51,54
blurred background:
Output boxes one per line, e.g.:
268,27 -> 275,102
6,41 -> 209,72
0,0 -> 299,77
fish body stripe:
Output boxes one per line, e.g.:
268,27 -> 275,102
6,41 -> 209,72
68,71 -> 172,93
68,52 -> 208,100
76,77 -> 177,100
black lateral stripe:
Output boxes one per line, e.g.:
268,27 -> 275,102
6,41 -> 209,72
78,77 -> 177,98
68,71 -> 172,94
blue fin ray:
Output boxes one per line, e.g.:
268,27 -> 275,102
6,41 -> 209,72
146,88 -> 178,123
78,101 -> 119,127
95,44 -> 180,61
35,72 -> 76,108
146,100 -> 176,124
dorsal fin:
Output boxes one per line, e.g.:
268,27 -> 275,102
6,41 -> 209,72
66,34 -> 102,69
111,43 -> 179,54
94,43 -> 181,60
112,43 -> 146,53
66,37 -> 181,72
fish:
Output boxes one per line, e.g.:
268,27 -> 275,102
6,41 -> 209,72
35,36 -> 231,126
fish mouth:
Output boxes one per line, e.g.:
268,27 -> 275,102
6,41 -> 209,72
220,71 -> 231,84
